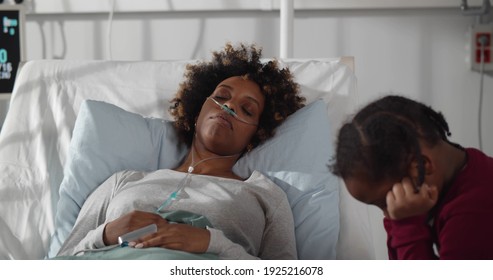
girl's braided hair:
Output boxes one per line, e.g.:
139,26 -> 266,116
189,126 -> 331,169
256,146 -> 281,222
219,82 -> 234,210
331,95 -> 460,184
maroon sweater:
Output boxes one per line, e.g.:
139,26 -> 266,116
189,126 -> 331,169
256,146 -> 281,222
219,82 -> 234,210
384,148 -> 493,259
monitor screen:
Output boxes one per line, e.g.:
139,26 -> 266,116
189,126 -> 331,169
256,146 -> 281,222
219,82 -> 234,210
0,6 -> 24,94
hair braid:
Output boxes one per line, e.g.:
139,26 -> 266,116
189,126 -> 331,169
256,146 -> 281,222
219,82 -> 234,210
331,95 -> 458,185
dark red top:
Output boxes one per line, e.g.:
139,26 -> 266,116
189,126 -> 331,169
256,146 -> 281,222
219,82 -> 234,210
384,148 -> 493,259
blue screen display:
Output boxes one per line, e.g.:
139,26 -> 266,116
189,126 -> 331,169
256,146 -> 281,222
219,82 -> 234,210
0,9 -> 21,94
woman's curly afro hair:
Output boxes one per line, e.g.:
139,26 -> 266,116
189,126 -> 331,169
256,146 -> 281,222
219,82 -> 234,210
170,42 -> 305,149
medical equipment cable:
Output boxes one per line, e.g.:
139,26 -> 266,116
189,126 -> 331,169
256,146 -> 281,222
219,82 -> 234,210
73,244 -> 120,256
107,0 -> 116,60
155,143 -> 240,213
478,34 -> 488,150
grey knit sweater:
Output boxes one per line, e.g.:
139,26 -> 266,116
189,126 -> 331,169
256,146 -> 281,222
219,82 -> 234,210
57,169 -> 297,259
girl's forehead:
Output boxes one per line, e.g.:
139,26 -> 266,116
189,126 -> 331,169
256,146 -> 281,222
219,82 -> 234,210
344,176 -> 393,205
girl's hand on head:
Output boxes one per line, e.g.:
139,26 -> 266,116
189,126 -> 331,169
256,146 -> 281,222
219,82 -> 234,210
385,178 -> 439,220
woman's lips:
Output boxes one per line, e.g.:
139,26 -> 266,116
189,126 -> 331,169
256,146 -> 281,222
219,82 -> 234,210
211,113 -> 233,129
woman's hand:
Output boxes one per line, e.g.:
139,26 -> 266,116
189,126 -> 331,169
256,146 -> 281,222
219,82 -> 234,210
386,178 -> 439,220
133,223 -> 210,253
103,210 -> 210,253
103,210 -> 169,245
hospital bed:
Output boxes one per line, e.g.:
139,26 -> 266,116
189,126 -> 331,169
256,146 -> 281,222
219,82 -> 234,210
0,57 -> 380,260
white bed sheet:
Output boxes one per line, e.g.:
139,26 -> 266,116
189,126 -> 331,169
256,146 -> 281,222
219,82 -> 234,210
0,58 -> 375,259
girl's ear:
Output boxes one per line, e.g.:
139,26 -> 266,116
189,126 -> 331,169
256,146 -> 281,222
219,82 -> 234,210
408,154 -> 434,187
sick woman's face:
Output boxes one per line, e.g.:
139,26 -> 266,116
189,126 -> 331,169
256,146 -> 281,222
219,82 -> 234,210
194,76 -> 265,156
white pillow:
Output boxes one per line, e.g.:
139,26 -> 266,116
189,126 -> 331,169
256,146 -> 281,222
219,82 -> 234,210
48,99 -> 339,259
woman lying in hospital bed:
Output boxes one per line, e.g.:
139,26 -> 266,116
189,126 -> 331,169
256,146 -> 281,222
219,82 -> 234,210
55,43 -> 305,259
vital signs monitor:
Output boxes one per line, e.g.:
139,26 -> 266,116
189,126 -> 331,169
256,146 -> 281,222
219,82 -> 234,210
0,5 -> 24,95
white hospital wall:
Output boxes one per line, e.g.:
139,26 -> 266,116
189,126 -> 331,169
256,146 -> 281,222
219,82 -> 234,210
13,4 -> 493,259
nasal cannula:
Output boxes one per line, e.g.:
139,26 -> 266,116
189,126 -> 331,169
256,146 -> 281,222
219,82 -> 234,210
207,96 -> 258,126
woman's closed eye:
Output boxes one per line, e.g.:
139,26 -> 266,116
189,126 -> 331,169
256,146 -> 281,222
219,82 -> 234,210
213,95 -> 228,101
242,106 -> 253,117
213,95 -> 255,116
